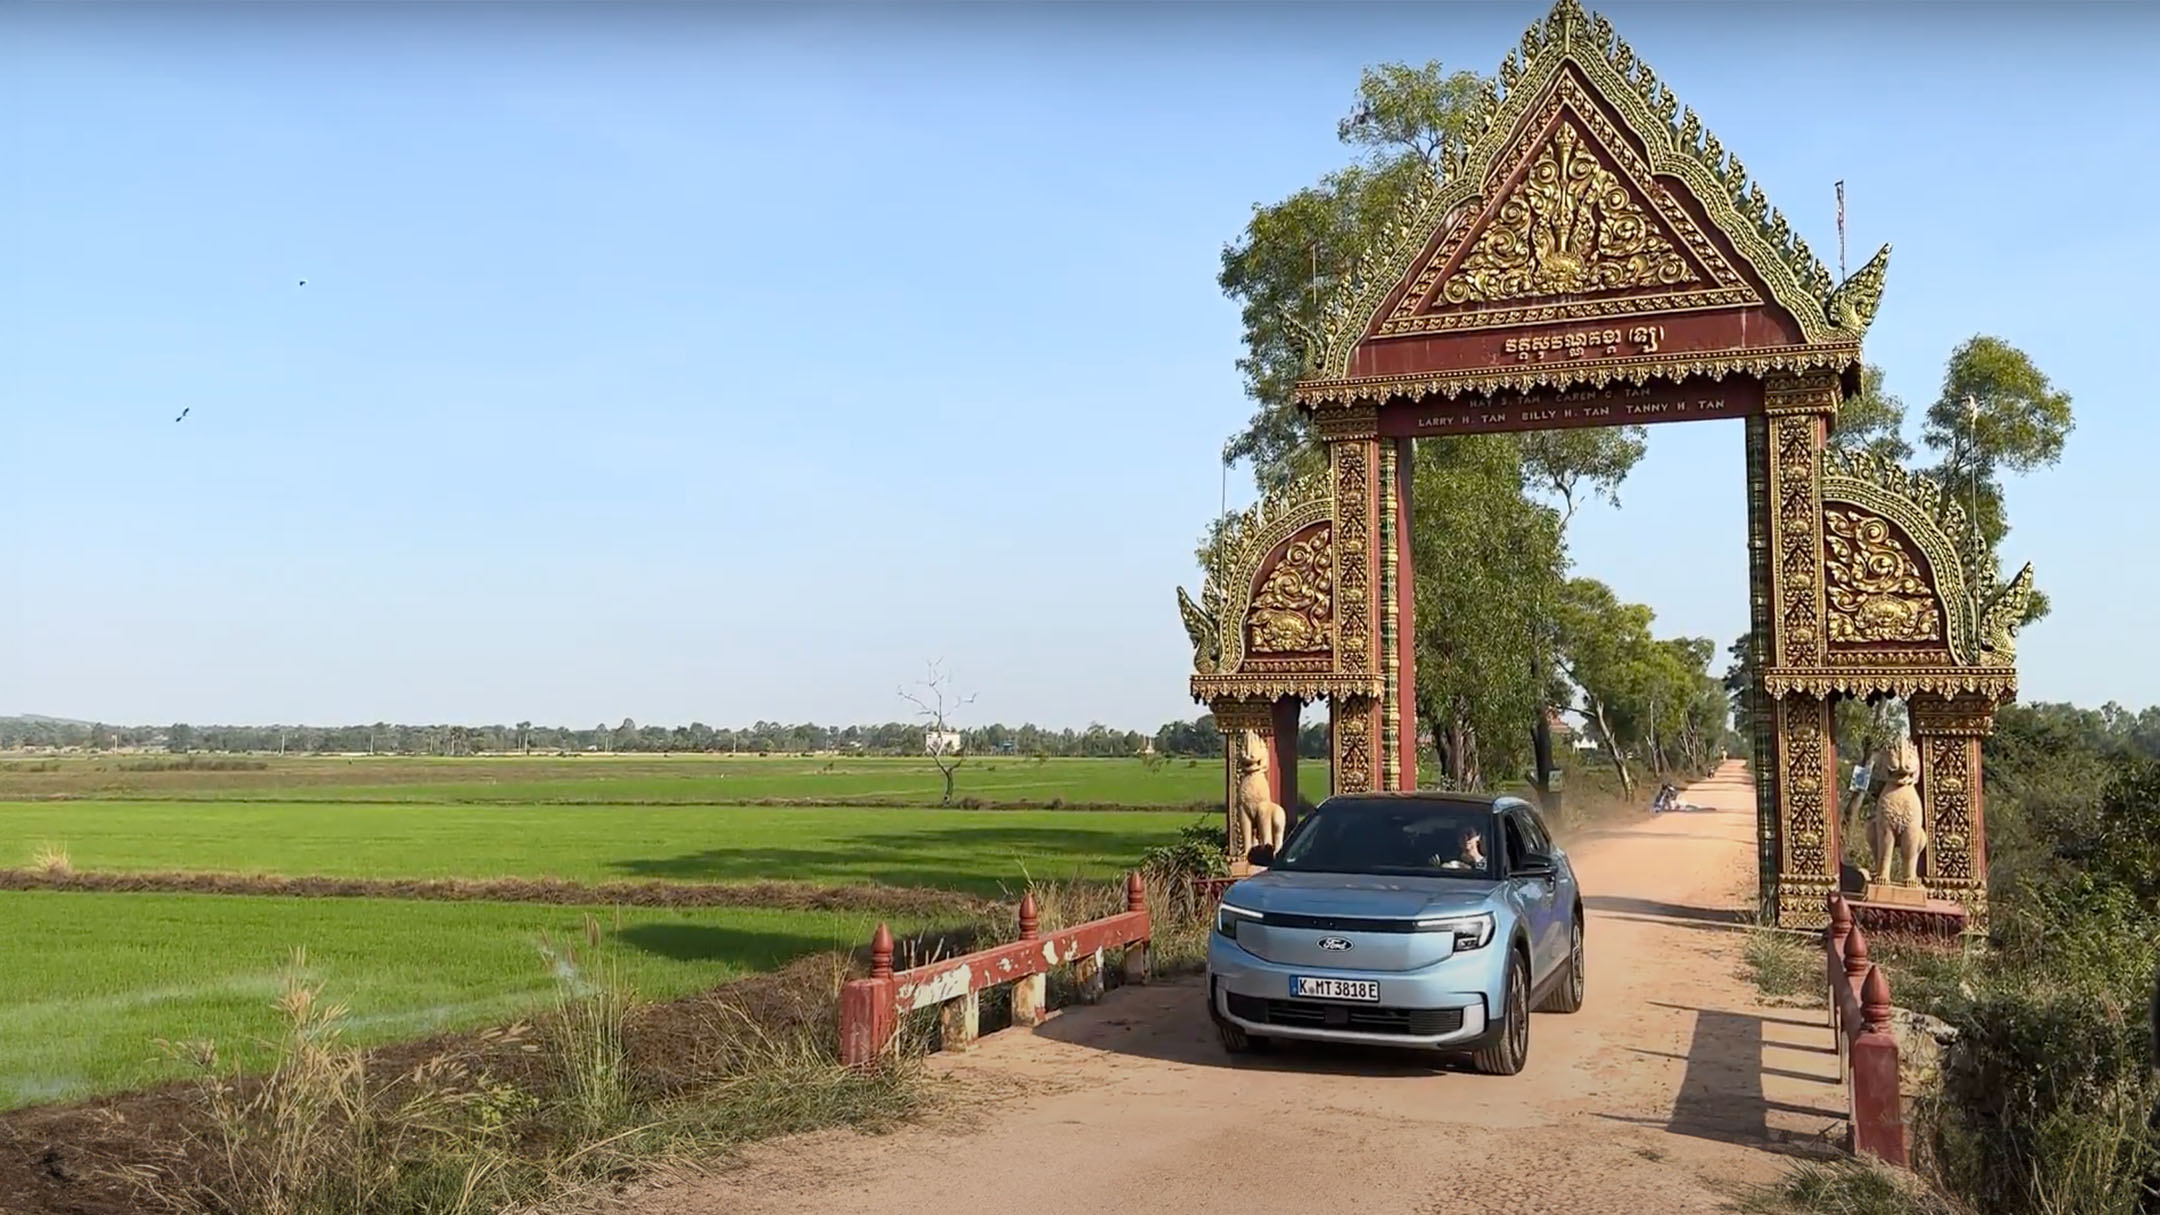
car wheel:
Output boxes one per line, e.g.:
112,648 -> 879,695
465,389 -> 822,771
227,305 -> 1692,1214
1536,912 -> 1585,1014
1216,1018 -> 1268,1054
1471,950 -> 1530,1076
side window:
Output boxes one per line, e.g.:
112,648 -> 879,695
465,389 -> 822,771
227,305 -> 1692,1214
1519,809 -> 1554,858
1502,814 -> 1533,874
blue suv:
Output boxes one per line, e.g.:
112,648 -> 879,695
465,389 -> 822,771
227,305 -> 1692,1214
1205,792 -> 1583,1075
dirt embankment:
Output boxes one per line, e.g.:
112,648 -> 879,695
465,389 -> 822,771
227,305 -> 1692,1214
0,870 -> 997,919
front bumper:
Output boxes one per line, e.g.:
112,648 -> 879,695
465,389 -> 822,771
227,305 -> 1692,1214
1206,932 -> 1497,1049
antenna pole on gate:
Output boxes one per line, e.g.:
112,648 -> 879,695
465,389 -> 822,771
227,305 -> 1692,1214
1835,180 -> 1847,281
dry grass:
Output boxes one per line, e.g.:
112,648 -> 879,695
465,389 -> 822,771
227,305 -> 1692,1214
29,842 -> 71,877
1737,1159 -> 1972,1215
100,930 -> 940,1215
1742,925 -> 1824,1005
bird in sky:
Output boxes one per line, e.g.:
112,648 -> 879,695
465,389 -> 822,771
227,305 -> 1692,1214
174,408 -> 189,423
298,280 -> 307,286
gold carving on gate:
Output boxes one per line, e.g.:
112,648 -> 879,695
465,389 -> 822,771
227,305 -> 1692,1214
1771,412 -> 1826,668
1335,696 -> 1375,794
1246,527 -> 1333,654
1824,507 -> 1941,644
1333,444 -> 1374,676
1439,120 -> 1697,305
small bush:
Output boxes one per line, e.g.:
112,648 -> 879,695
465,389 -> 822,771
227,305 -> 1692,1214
1139,817 -> 1227,883
115,756 -> 269,772
30,842 -> 71,876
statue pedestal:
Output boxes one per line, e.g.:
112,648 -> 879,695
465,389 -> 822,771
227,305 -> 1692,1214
1850,895 -> 1969,940
1862,882 -> 1929,907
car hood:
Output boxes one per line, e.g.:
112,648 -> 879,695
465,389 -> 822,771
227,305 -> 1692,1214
1223,870 -> 1498,919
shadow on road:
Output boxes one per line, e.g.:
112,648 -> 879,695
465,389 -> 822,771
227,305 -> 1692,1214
1583,895 -> 1751,928
1028,981 -> 1475,1081
1591,1003 -> 1844,1159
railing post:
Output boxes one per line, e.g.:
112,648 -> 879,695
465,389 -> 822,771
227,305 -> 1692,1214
1826,893 -> 1851,1032
1121,872 -> 1152,986
1075,948 -> 1105,1004
1011,892 -> 1048,1028
939,989 -> 980,1051
1844,923 -> 1872,1005
1851,964 -> 1909,1166
839,922 -> 899,1068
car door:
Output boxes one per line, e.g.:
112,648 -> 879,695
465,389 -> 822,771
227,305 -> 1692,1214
1519,807 -> 1575,968
1502,810 -> 1564,985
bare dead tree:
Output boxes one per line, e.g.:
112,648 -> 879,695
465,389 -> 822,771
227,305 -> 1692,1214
900,660 -> 976,807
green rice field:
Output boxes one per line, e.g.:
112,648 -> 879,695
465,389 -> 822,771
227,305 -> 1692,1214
0,890 -> 939,1106
0,801 -> 1195,895
0,753 -> 1282,806
0,754 -> 1227,1108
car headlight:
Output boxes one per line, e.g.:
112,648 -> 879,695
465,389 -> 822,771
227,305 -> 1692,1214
1413,911 -> 1495,951
1215,902 -> 1262,940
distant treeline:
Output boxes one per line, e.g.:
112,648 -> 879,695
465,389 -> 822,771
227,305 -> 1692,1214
0,714 -> 1334,760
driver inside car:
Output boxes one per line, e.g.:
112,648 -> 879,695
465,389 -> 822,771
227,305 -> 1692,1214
1428,826 -> 1485,872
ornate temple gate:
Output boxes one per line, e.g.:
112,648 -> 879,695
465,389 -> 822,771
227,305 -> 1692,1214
1175,0 -> 2033,929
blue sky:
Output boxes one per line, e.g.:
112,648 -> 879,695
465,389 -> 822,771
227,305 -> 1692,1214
4,2 -> 2154,731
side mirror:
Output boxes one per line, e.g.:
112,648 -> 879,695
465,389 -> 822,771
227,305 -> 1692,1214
1246,844 -> 1275,867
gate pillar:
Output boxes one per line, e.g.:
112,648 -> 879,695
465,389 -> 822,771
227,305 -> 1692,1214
1755,371 -> 1843,929
1907,693 -> 1994,930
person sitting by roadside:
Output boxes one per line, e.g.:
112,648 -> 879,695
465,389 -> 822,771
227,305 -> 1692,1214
1651,783 -> 1678,815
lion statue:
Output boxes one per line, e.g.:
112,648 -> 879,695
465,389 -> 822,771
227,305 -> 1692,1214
1866,734 -> 1928,887
1233,730 -> 1287,857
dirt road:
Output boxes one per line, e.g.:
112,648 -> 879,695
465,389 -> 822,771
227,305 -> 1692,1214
612,762 -> 1842,1214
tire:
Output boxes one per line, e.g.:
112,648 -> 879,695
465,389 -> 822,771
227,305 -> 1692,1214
1471,950 -> 1531,1076
1536,912 -> 1586,1014
1216,1017 -> 1269,1054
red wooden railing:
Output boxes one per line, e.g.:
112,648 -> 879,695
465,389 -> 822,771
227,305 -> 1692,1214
1825,893 -> 1907,1166
839,872 -> 1152,1066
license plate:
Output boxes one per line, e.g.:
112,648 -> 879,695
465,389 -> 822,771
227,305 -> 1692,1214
1291,976 -> 1379,1002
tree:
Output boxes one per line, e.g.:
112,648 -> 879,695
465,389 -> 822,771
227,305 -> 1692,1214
1217,60 -> 1485,491
1520,428 -> 1649,526
1828,364 -> 1912,463
900,660 -> 975,807
1722,632 -> 1756,742
1411,435 -> 1565,787
1922,336 -> 2074,621
167,723 -> 195,754
1552,579 -> 1650,800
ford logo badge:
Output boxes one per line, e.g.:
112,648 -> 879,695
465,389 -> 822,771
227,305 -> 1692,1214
1317,936 -> 1353,951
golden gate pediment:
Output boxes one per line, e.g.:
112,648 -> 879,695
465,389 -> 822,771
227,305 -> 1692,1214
1377,73 -> 1762,340
1292,0 -> 1892,407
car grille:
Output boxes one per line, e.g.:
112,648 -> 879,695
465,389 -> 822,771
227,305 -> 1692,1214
1255,912 -> 1423,934
1225,993 -> 1464,1037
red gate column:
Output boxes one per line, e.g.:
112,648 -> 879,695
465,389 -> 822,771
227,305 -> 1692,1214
1392,436 -> 1419,788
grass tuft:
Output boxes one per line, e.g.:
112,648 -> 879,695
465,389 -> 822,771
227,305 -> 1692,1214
29,842 -> 71,876
1742,923 -> 1823,1004
1739,1159 -> 1970,1215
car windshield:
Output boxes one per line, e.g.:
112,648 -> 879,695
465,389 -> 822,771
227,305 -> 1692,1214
1271,800 -> 1498,879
